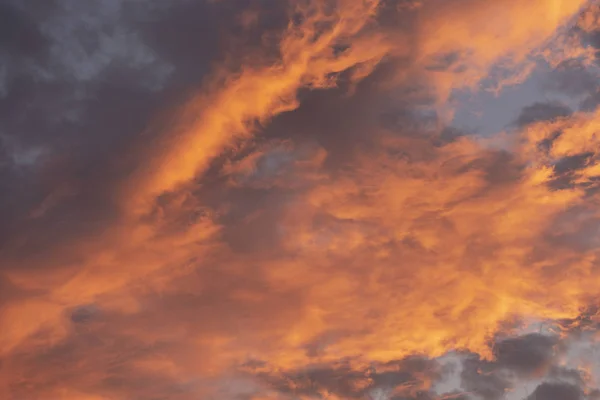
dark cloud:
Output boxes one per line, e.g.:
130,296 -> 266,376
70,304 -> 100,324
526,382 -> 583,400
514,102 -> 572,128
459,334 -> 566,400
493,334 -> 558,377
460,355 -> 510,400
0,0 -> 276,266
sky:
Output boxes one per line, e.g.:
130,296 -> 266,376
3,0 -> 600,399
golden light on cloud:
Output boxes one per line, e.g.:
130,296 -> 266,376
2,0 -> 600,399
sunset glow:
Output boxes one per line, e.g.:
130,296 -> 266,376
2,1 -> 600,399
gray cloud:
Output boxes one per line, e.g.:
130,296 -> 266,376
493,334 -> 559,377
513,101 -> 572,128
0,0 -> 244,264
460,355 -> 510,400
526,382 -> 583,400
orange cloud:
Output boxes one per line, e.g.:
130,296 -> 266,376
122,0 -> 393,214
255,110 -> 600,366
123,0 -> 591,211
3,1 -> 600,399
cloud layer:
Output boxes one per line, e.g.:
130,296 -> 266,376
2,0 -> 600,399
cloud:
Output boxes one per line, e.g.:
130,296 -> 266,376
3,1 -> 600,399
248,357 -> 441,399
493,334 -> 559,377
514,101 -> 573,128
527,382 -> 583,400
